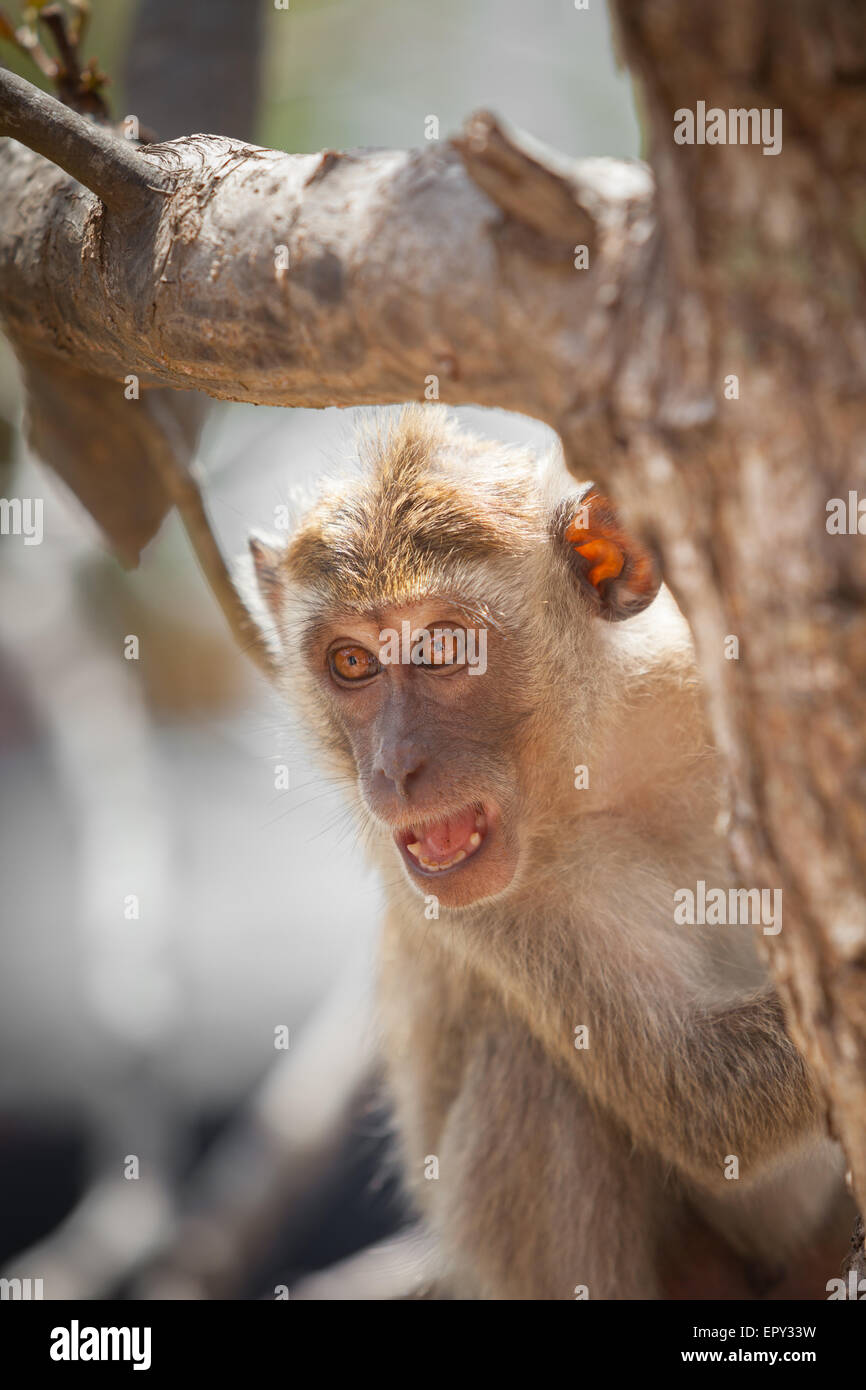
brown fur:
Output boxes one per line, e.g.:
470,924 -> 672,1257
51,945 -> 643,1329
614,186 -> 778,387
248,406 -> 847,1299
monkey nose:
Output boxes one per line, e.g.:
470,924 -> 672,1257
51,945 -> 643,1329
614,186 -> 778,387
376,752 -> 425,798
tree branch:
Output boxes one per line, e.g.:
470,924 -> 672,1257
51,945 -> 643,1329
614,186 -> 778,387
453,108 -> 597,246
0,64 -> 165,215
142,389 -> 278,678
0,70 -> 657,425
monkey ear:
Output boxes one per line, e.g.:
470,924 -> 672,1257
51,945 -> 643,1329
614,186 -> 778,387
248,535 -> 286,622
558,489 -> 661,621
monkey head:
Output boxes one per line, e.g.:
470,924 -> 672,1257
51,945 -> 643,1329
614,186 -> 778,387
248,408 -> 660,911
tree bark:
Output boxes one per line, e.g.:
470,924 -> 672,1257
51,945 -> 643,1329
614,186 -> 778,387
609,0 -> 866,1239
0,102 -> 654,414
0,0 -> 864,1260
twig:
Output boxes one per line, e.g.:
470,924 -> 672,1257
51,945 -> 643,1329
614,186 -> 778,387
38,1 -> 109,116
172,469 -> 279,680
0,65 -> 163,214
143,392 -> 279,680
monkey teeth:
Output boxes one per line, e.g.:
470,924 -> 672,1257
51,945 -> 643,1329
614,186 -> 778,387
399,808 -> 488,873
406,845 -> 468,872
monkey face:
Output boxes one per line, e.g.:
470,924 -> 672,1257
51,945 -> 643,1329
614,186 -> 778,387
248,408 -> 663,912
306,600 -> 526,909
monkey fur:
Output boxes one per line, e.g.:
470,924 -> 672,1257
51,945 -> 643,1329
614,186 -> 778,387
249,405 -> 847,1300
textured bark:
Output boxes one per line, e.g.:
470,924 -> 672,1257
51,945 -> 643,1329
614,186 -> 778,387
608,0 -> 866,1247
0,0 -> 864,1262
0,110 -> 654,415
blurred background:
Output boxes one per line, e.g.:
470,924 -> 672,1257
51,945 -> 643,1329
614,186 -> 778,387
0,0 -> 639,1297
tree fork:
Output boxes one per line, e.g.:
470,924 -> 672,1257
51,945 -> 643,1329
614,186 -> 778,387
0,65 -> 164,216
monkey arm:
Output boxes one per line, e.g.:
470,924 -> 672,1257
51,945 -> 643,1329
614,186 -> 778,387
584,986 -> 825,1188
418,901 -> 825,1192
674,989 -> 823,1183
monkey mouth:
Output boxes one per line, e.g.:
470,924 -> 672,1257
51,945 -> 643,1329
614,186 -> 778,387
396,805 -> 489,875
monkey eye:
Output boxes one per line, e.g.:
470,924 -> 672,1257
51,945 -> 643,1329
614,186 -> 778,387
418,629 -> 466,670
403,631 -> 464,672
329,644 -> 381,684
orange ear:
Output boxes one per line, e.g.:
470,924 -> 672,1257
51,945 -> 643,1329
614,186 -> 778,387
563,490 -> 660,620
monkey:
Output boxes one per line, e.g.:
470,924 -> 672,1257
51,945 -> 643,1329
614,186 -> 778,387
247,404 -> 848,1300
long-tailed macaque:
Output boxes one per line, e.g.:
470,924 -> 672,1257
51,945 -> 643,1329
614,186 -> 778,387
249,406 -> 846,1300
